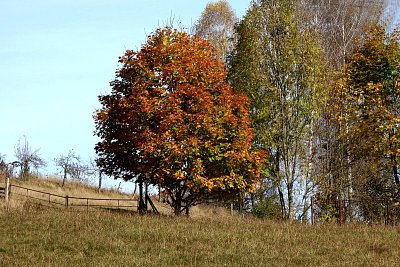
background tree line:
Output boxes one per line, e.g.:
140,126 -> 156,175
224,0 -> 398,222
94,0 -> 399,220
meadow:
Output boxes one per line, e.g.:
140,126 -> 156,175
0,177 -> 399,266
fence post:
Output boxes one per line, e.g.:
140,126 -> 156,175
87,198 -> 89,212
65,195 -> 69,208
337,199 -> 345,225
5,174 -> 10,203
311,196 -> 314,225
385,198 -> 390,226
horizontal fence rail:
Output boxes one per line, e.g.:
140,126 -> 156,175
10,184 -> 137,212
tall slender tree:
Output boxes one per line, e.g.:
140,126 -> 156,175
303,0 -> 387,205
229,0 -> 325,221
319,26 -> 400,222
193,0 -> 237,63
305,0 -> 386,70
341,26 -> 400,189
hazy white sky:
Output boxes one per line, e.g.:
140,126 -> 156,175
0,0 -> 399,182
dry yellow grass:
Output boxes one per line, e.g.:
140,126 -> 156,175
1,176 -> 400,266
2,176 -> 136,213
2,175 -> 232,217
10,176 -> 132,199
0,208 -> 399,266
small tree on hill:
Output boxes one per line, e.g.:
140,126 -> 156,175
0,154 -> 7,176
14,136 -> 46,179
86,156 -> 104,192
95,27 -> 265,215
54,150 -> 83,187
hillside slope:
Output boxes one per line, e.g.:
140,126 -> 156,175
0,209 -> 399,266
1,176 -> 231,217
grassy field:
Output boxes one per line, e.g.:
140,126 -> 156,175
1,177 -> 400,266
0,207 -> 399,266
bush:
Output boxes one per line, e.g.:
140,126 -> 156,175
251,197 -> 281,220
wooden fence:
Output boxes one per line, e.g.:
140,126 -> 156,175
0,184 -> 5,197
9,184 -> 137,212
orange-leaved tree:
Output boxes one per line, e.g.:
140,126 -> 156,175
94,28 -> 265,215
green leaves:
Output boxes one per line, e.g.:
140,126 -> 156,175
228,0 -> 325,220
337,26 -> 400,187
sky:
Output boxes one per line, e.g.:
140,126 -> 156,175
0,0 -> 399,190
0,0 -> 251,190
389,0 -> 400,28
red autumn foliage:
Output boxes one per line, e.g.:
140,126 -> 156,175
94,28 -> 265,214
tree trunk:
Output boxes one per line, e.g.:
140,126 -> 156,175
185,203 -> 189,217
278,186 -> 286,219
390,129 -> 399,185
5,171 -> 10,203
174,200 -> 182,215
173,191 -> 183,215
302,115 -> 314,222
391,154 -> 399,185
62,169 -> 67,187
138,178 -> 146,214
250,193 -> 255,209
287,184 -> 294,222
145,183 -> 148,211
98,171 -> 102,192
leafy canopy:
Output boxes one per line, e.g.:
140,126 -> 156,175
94,27 -> 265,213
193,0 -> 237,62
228,0 -> 325,220
334,26 -> 400,188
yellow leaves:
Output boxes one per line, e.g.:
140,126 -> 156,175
192,175 -> 215,191
334,27 -> 400,168
96,110 -> 109,121
173,170 -> 185,180
377,124 -> 385,132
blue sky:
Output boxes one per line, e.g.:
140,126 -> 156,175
0,1 -> 250,175
0,0 -> 399,188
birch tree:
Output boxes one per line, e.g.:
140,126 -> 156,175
193,0 -> 237,63
228,0 -> 325,221
304,0 -> 387,203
